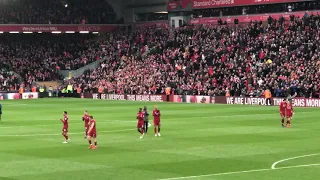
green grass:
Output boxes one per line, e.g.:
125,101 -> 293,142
0,99 -> 320,180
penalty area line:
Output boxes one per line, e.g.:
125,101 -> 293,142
157,163 -> 320,180
271,153 -> 320,169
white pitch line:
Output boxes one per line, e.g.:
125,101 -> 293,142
3,104 -> 28,106
157,163 -> 320,180
271,153 -> 320,169
0,128 -> 135,137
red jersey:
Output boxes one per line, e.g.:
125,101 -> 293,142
153,109 -> 161,121
279,101 -> 287,112
63,115 -> 68,128
137,112 -> 144,123
89,119 -> 96,132
83,114 -> 90,127
286,103 -> 294,114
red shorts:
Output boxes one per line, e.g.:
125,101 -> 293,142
286,113 -> 292,118
88,130 -> 97,138
62,127 -> 68,133
137,122 -> 144,128
280,112 -> 285,117
154,120 -> 160,126
85,126 -> 88,131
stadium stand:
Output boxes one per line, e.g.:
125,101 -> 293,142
0,0 -> 116,24
1,0 -> 320,99
193,1 -> 320,18
0,33 -> 104,90
136,13 -> 168,22
68,14 -> 320,98
0,70 -> 20,92
64,27 -> 170,93
0,26 -> 169,90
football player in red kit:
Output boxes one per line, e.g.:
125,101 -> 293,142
137,108 -> 145,139
82,110 -> 90,138
279,98 -> 287,127
87,116 -> 97,149
153,106 -> 161,137
60,111 -> 70,143
285,99 -> 294,128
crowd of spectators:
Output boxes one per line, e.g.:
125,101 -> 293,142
0,25 -> 170,91
0,0 -> 117,24
0,70 -> 19,92
0,33 -> 110,90
68,14 -> 320,98
64,27 -> 171,94
1,1 -> 320,98
192,1 -> 320,18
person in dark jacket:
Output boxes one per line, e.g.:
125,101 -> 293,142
143,106 -> 149,133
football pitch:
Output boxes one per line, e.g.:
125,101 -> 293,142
0,99 -> 320,180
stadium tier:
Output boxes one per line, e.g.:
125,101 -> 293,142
0,26 -> 169,91
66,14 -> 320,98
0,0 -> 116,24
0,0 -> 320,98
192,1 -> 320,18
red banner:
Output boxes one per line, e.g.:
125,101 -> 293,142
170,95 -> 320,107
168,0 -> 191,11
81,93 -> 320,107
22,92 -> 39,99
190,10 -> 320,25
223,96 -> 270,105
172,95 -> 184,103
135,21 -> 168,29
171,95 -> 212,103
168,1 -> 181,11
214,96 -> 320,107
182,0 -> 192,8
0,93 -> 21,100
186,95 -> 211,103
274,98 -> 320,107
192,0 -> 305,9
0,24 -> 117,32
90,94 -> 167,102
